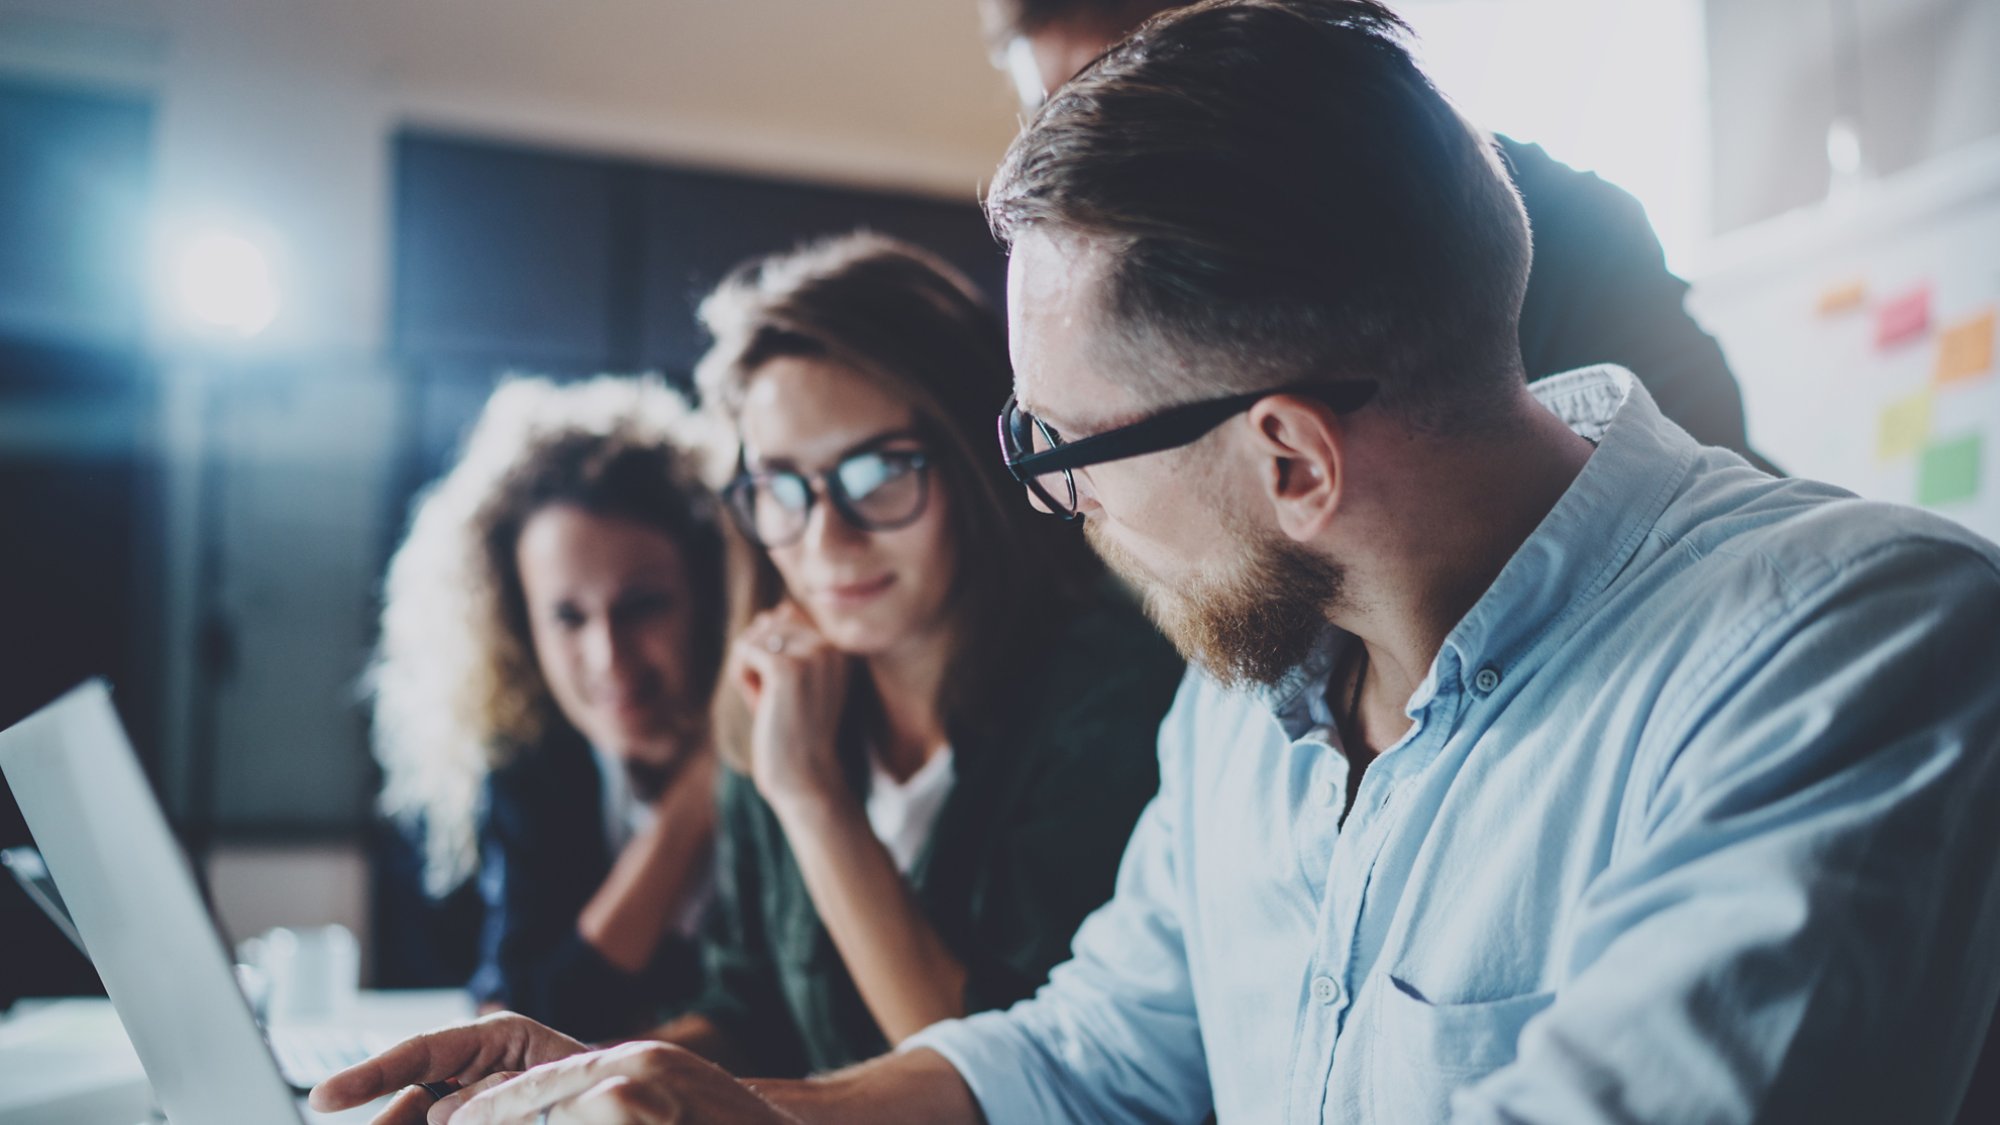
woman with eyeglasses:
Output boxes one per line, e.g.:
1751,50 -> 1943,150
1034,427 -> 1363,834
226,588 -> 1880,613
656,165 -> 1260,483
636,231 -> 1184,1078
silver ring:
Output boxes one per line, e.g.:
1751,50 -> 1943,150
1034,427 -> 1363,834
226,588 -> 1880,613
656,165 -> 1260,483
764,632 -> 787,654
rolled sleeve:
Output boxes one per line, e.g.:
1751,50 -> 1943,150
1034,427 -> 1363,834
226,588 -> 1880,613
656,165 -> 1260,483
903,1010 -> 1076,1125
904,680 -> 1212,1125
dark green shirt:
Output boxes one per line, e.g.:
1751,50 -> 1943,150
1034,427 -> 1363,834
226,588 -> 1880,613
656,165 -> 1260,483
687,589 -> 1185,1077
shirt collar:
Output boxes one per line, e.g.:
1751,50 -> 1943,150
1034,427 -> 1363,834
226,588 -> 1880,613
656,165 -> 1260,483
1440,364 -> 1697,694
1255,364 -> 1698,719
1255,628 -> 1349,737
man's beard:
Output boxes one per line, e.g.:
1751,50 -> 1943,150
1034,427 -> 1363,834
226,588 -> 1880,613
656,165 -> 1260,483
1086,518 -> 1343,689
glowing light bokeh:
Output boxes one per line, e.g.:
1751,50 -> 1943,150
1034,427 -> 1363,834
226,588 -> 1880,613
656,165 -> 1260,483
169,228 -> 281,338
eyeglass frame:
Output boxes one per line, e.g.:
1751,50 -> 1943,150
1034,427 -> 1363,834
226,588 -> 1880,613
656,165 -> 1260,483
998,379 -> 1380,520
720,433 -> 934,548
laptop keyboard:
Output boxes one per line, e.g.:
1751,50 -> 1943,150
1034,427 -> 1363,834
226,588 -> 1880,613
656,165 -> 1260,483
269,1026 -> 379,1090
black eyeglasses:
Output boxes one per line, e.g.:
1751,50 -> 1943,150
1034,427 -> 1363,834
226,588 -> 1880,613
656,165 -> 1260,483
998,380 -> 1379,520
722,437 -> 933,548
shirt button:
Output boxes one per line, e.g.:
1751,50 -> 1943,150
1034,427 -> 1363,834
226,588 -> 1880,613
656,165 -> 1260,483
1311,975 -> 1345,1006
1320,778 -> 1342,807
1473,666 -> 1502,694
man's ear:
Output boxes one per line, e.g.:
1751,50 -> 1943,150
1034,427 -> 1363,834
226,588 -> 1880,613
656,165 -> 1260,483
1243,395 -> 1344,542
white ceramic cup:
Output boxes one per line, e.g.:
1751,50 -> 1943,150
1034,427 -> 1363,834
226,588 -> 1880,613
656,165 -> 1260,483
241,924 -> 359,1025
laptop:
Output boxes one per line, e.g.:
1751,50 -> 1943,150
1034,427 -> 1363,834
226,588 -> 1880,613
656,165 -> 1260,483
0,680 -> 379,1123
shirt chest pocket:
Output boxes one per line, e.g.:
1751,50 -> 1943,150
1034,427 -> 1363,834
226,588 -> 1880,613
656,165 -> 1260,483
1363,974 -> 1555,1121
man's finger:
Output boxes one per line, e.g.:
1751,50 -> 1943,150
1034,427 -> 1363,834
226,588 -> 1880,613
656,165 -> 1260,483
558,1075 -> 684,1125
312,1028 -> 469,1112
429,1072 -> 518,1125
313,1019 -> 517,1112
456,1044 -> 667,1125
359,1083 -> 443,1125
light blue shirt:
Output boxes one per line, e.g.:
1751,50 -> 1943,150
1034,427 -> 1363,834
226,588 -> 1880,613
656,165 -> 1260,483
908,366 -> 2000,1123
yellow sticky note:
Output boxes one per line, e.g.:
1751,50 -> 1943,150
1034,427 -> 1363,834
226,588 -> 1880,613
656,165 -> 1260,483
1934,308 -> 1995,385
1877,390 -> 1932,461
1816,279 -> 1866,316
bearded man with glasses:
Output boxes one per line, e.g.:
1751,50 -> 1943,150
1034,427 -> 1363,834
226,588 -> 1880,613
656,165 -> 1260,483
317,3 -> 2000,1122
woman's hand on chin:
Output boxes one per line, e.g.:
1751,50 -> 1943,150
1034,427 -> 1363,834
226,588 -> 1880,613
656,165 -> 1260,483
732,603 -> 853,817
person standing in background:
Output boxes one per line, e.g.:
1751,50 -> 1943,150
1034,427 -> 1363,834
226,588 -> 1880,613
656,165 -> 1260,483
369,376 -> 725,1043
977,0 -> 1781,474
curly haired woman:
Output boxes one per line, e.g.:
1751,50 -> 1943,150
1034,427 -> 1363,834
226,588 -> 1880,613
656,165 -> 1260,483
368,375 -> 726,1042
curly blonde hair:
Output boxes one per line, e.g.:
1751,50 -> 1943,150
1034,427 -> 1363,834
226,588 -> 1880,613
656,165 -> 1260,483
368,375 -> 727,895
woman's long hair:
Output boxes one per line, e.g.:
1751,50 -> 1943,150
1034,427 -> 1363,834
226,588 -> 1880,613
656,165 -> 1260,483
693,231 -> 1099,772
368,375 -> 726,895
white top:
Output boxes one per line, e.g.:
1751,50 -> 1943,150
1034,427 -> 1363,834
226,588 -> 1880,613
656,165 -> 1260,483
591,744 -> 708,940
591,743 -> 657,857
866,746 -> 956,874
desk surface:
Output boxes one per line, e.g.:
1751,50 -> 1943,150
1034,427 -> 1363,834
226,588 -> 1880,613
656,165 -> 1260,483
0,990 -> 473,1125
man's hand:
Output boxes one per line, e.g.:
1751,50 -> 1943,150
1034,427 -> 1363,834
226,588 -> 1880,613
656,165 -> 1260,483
309,1012 -> 588,1124
451,1041 -> 802,1124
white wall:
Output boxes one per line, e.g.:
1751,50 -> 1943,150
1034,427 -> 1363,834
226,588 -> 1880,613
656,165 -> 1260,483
1706,0 -> 2000,233
1404,0 -> 1710,270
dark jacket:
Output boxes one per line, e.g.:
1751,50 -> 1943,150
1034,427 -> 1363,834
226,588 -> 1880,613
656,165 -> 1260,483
1502,137 -> 1776,473
470,730 -> 704,1041
687,590 -> 1186,1077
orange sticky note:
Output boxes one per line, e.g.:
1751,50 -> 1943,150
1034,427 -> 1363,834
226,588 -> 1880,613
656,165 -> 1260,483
1934,308 -> 1995,385
1816,279 -> 1866,316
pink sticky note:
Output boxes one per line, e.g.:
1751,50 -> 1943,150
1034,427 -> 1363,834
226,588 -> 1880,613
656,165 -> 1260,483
1876,285 -> 1932,349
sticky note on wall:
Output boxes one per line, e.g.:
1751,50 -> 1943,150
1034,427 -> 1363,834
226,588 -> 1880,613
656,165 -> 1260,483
1816,279 -> 1866,316
1876,391 -> 1932,461
1918,434 -> 1981,506
1876,285 -> 1932,349
1934,308 -> 1995,385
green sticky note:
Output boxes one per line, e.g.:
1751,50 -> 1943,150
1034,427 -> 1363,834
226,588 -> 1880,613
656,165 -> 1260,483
1918,433 -> 1981,505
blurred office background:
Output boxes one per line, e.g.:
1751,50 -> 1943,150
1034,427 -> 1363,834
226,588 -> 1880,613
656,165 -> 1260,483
1,0 -> 1996,1006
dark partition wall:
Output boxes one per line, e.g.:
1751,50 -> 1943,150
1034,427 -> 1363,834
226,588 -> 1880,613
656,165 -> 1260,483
638,165 -> 1008,373
393,138 -> 639,371
391,129 -> 1004,383
0,77 -> 156,1007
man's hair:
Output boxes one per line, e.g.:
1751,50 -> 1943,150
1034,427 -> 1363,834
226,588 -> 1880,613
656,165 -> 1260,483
986,0 -> 1533,430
